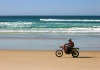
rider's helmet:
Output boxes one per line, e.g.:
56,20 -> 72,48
68,38 -> 72,42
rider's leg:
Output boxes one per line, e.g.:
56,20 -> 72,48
63,44 -> 67,53
67,47 -> 71,53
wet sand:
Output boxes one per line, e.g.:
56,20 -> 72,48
0,50 -> 100,70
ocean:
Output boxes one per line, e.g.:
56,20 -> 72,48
0,16 -> 100,50
0,16 -> 100,35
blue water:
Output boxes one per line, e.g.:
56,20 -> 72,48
0,16 -> 100,50
0,16 -> 100,35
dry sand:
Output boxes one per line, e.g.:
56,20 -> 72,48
0,50 -> 100,70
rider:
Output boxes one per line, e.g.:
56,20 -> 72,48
63,38 -> 74,53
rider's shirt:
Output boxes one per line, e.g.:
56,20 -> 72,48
66,41 -> 74,47
69,42 -> 74,47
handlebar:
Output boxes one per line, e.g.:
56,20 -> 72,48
59,46 -> 63,48
59,46 -> 64,50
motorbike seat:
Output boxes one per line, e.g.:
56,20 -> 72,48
71,48 -> 79,50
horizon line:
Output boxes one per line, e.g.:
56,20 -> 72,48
0,15 -> 100,16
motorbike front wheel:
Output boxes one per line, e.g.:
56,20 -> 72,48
55,50 -> 63,57
72,51 -> 79,57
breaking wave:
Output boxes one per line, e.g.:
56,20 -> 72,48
40,19 -> 100,22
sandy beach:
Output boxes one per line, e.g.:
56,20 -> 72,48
0,50 -> 99,70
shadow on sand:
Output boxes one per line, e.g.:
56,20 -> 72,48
62,56 -> 94,58
77,56 -> 94,58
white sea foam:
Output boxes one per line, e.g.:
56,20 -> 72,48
0,21 -> 100,35
93,26 -> 100,28
0,28 -> 100,35
40,19 -> 100,22
0,22 -> 32,27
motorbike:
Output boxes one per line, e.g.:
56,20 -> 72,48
55,46 -> 79,57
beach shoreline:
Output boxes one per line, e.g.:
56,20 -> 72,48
0,34 -> 100,50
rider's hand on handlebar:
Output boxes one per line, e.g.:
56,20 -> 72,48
59,46 -> 62,48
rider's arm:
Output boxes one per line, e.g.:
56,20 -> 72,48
65,43 -> 69,45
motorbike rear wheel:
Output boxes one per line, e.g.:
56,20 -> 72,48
55,50 -> 63,57
72,51 -> 79,57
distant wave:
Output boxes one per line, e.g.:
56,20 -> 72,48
40,19 -> 100,22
